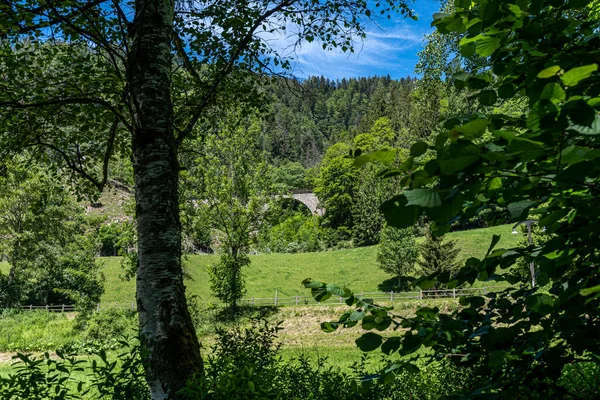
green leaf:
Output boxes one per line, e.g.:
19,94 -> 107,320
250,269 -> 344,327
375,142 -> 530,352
438,155 -> 479,174
475,36 -> 501,57
498,84 -> 515,99
537,65 -> 561,78
312,287 -> 332,302
489,350 -> 505,369
402,333 -> 422,352
355,332 -> 383,352
321,322 -> 339,333
540,83 -> 566,104
302,278 -> 323,289
526,293 -> 554,315
404,189 -> 442,208
452,71 -> 470,81
380,195 -> 421,229
460,42 -> 476,58
485,234 -> 501,257
410,141 -> 428,157
507,200 -> 537,219
478,90 -> 497,106
456,119 -> 489,139
560,64 -> 598,87
326,283 -> 350,297
349,310 -> 366,321
563,99 -> 597,127
568,115 -> 600,135
381,337 -> 401,355
539,209 -> 568,227
354,149 -> 396,167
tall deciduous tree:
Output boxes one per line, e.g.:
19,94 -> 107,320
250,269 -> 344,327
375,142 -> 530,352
0,160 -> 103,311
194,112 -> 272,309
1,1 -> 414,396
376,225 -> 418,291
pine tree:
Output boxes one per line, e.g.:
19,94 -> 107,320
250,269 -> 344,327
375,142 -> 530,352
417,227 -> 461,289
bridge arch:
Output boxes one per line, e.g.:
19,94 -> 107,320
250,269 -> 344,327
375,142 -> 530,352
279,191 -> 324,216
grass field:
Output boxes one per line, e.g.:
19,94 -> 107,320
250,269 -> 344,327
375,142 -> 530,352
100,224 -> 520,304
0,224 -> 521,373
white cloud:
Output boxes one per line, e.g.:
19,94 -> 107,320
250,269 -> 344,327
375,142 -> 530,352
254,3 -> 435,80
282,22 -> 430,79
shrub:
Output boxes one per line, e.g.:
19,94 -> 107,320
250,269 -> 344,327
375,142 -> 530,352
263,213 -> 326,253
79,307 -> 138,342
0,340 -> 149,400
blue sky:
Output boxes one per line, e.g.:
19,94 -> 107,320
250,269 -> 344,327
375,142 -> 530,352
285,0 -> 442,80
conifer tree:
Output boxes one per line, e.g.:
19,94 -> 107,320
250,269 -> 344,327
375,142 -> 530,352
417,227 -> 461,289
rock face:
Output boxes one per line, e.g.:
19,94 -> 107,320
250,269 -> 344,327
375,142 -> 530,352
289,192 -> 324,216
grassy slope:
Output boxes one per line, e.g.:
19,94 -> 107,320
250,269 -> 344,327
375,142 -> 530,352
101,224 -> 520,304
0,225 -> 520,372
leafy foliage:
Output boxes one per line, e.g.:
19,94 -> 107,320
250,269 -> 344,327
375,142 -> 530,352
0,161 -> 104,311
376,225 -> 418,291
306,0 -> 600,396
314,144 -> 358,232
181,318 -> 480,400
0,341 -> 149,400
208,253 -> 250,308
187,112 -> 273,308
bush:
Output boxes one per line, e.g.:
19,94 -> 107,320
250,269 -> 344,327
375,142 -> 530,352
182,319 -> 481,400
78,307 -> 138,346
262,213 -> 326,253
95,220 -> 135,257
0,340 -> 149,400
416,226 -> 461,289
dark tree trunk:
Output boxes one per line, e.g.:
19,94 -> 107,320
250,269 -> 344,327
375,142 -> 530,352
129,0 -> 202,398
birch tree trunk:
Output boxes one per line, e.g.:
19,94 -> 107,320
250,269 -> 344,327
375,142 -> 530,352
129,0 -> 203,397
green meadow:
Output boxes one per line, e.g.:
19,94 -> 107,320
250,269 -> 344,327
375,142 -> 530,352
100,224 -> 520,305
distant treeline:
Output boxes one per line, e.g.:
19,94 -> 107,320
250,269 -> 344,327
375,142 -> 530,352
260,75 -> 421,167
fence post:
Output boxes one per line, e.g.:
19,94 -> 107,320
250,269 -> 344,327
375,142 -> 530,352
252,297 -> 255,306
131,302 -> 135,310
61,304 -> 65,312
390,291 -> 394,302
97,303 -> 100,312
275,289 -> 278,306
29,304 -> 33,311
46,304 -> 49,311
296,296 -> 298,305
453,288 -> 456,298
419,290 -> 423,300
483,285 -> 487,295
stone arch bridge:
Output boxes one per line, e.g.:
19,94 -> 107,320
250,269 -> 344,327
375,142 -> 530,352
278,190 -> 324,216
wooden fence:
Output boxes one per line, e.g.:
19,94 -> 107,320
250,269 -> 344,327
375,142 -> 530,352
7,286 -> 502,312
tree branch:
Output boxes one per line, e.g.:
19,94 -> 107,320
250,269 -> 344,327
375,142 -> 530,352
0,97 -> 132,132
2,0 -> 109,36
175,0 -> 297,146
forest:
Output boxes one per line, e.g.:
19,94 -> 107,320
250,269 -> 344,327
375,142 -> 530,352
0,0 -> 599,398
